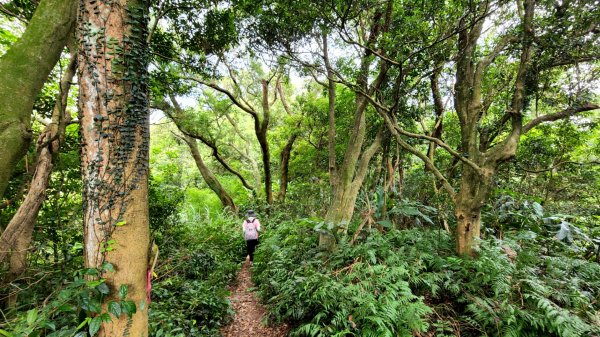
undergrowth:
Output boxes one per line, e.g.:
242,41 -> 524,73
253,220 -> 600,337
149,211 -> 245,336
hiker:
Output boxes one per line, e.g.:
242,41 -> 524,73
242,210 -> 261,263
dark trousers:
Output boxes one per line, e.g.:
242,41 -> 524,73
246,239 -> 259,262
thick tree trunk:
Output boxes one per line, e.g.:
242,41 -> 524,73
0,0 -> 76,199
78,0 -> 150,335
455,201 -> 482,257
183,135 -> 237,211
455,165 -> 493,256
3,148 -> 52,307
278,133 -> 297,202
320,131 -> 382,247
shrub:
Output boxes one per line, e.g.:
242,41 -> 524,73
253,219 -> 600,337
148,211 -> 245,337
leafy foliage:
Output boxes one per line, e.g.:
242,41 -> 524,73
253,219 -> 600,337
1,264 -> 136,337
148,211 -> 245,336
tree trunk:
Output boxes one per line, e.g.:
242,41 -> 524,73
455,165 -> 493,256
322,33 -> 338,188
320,131 -> 382,247
4,148 -> 52,307
257,130 -> 272,204
78,0 -> 150,335
455,201 -> 482,257
278,133 -> 297,203
0,0 -> 76,199
183,135 -> 237,211
259,80 -> 273,204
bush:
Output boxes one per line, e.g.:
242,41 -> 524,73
252,220 -> 433,337
253,219 -> 600,337
148,211 -> 245,337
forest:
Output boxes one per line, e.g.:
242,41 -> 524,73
0,0 -> 599,336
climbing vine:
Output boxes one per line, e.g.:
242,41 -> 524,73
77,0 -> 150,270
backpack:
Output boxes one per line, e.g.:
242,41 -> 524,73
244,218 -> 258,240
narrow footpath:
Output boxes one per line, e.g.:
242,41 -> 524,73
221,259 -> 289,337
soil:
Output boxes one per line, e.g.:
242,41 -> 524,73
221,258 -> 289,337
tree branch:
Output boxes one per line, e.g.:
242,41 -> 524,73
183,76 -> 258,117
523,103 -> 599,133
162,96 -> 255,191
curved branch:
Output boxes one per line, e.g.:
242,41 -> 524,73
379,110 -> 456,201
393,127 -> 484,176
276,80 -> 293,115
183,76 -> 257,117
161,97 -> 255,191
523,103 -> 599,133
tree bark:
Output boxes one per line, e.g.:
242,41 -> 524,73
0,0 -> 76,199
321,131 -> 382,247
278,133 -> 297,202
183,135 -> 237,211
259,79 -> 273,204
78,0 -> 150,335
454,165 -> 494,255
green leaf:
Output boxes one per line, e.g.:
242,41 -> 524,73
115,221 -> 127,226
99,313 -> 112,323
87,279 -> 104,288
121,300 -> 137,317
84,268 -> 100,276
119,284 -> 128,299
96,282 -> 110,295
377,220 -> 393,228
26,309 -> 38,325
76,317 -> 91,330
101,262 -> 115,272
89,316 -> 102,336
42,321 -> 56,330
58,304 -> 75,313
0,329 -> 14,337
108,301 -> 122,317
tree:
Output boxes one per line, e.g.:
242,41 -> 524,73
275,79 -> 302,202
351,0 -> 599,255
187,62 -> 284,205
0,0 -> 76,199
182,134 -> 237,211
241,0 -> 599,254
78,0 -> 151,334
167,95 -> 238,211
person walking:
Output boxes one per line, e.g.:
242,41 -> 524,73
242,210 -> 261,264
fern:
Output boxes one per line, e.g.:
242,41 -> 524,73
252,219 -> 600,337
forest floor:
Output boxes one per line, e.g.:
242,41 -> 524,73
221,258 -> 289,337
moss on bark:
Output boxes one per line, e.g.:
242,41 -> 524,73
0,0 -> 76,198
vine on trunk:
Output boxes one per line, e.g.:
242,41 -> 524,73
78,0 -> 150,269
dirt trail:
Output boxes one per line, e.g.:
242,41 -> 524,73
221,259 -> 289,337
